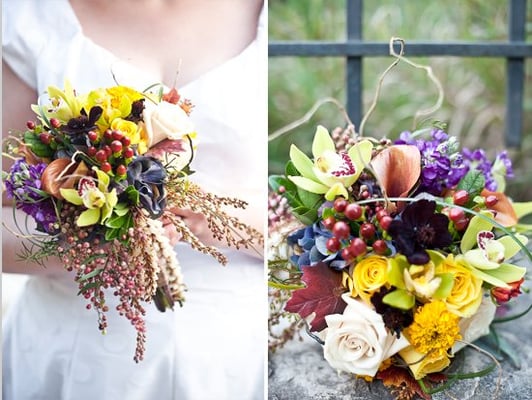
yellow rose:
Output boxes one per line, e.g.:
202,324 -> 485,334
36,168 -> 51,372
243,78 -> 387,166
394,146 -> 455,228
352,255 -> 388,304
399,346 -> 451,380
436,255 -> 483,318
110,118 -> 149,154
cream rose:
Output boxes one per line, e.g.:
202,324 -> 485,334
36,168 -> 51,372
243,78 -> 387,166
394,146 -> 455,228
141,100 -> 195,148
399,346 -> 451,380
437,255 -> 483,318
453,294 -> 496,353
320,293 -> 409,377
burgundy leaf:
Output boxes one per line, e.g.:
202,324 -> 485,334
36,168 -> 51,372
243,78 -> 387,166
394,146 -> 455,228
285,262 -> 347,332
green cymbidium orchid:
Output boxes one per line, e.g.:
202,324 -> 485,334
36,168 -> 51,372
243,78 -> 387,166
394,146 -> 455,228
458,213 -> 527,288
60,168 -> 118,227
288,125 -> 373,201
383,251 -> 454,310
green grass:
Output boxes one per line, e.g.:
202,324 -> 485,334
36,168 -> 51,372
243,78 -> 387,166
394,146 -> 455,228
268,0 -> 532,201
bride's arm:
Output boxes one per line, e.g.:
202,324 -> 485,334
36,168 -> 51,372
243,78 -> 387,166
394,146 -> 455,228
2,61 -> 66,275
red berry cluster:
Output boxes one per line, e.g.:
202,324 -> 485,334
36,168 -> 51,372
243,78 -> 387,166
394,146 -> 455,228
447,189 -> 500,232
87,129 -> 134,177
323,197 -> 392,264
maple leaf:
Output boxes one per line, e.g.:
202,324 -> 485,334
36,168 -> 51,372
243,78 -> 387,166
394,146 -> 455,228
162,88 -> 181,104
376,365 -> 431,400
284,262 -> 347,332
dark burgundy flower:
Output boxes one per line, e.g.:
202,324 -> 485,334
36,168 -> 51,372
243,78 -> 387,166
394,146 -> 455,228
126,156 -> 166,218
371,286 -> 413,337
387,199 -> 452,265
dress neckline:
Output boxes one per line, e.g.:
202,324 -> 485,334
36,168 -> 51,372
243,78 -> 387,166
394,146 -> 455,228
63,0 -> 262,90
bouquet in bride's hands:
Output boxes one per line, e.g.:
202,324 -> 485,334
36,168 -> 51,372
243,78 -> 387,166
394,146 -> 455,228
3,82 -> 263,362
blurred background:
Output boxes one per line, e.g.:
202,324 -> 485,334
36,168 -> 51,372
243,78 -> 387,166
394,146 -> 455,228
268,0 -> 532,201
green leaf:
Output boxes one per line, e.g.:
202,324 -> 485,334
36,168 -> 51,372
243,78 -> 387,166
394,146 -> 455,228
383,289 -> 415,310
291,206 -> 318,225
77,281 -> 101,295
125,185 -> 140,205
23,131 -> 54,157
456,170 -> 485,198
105,214 -> 129,229
285,160 -> 299,177
297,187 -> 323,209
104,227 -> 120,241
433,273 -> 454,299
78,268 -> 104,282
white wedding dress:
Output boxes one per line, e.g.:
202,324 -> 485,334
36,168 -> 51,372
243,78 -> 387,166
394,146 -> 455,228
2,1 -> 267,399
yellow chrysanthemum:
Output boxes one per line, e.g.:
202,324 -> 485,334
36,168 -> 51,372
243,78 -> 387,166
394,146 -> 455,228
405,301 -> 461,357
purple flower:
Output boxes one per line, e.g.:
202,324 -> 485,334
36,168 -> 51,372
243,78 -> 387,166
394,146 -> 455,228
461,148 -> 513,192
4,158 -> 57,232
394,129 -> 468,195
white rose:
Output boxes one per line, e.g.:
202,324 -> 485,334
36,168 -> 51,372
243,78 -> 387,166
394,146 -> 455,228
320,293 -> 409,377
142,100 -> 195,147
453,293 -> 496,353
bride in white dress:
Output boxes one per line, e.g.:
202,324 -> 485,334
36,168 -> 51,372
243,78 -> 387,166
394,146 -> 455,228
2,1 -> 266,399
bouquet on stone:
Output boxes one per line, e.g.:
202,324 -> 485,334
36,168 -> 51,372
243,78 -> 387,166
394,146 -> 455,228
3,82 -> 262,362
268,123 -> 532,398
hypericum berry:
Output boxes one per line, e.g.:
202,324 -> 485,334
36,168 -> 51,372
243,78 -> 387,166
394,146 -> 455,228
449,207 -> 465,222
360,223 -> 376,239
103,129 -> 113,142
103,145 -> 112,157
485,195 -> 498,208
348,238 -> 367,257
372,239 -> 388,255
332,221 -> 350,240
376,209 -> 388,222
326,237 -> 341,253
379,215 -> 393,231
322,216 -> 336,231
344,203 -> 363,220
112,130 -> 124,141
95,149 -> 108,163
121,136 -> 131,147
333,197 -> 348,213
341,248 -> 354,262
110,140 -> 123,154
26,120 -> 36,130
100,162 -> 112,173
49,118 -> 61,129
39,132 -> 52,145
123,147 -> 134,159
116,164 -> 127,176
87,146 -> 98,157
87,130 -> 98,142
278,186 -> 286,194
454,218 -> 469,231
360,190 -> 370,199
453,190 -> 469,206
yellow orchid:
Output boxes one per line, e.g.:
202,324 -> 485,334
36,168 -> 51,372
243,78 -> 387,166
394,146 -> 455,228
288,125 -> 373,201
60,168 -> 118,227
458,213 -> 527,288
31,81 -> 86,124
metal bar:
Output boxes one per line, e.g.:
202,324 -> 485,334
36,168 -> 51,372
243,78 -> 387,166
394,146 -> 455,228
506,0 -> 527,147
269,41 -> 532,58
346,0 -> 363,127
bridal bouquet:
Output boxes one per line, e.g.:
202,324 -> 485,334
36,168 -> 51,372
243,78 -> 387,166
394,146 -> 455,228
3,82 -> 262,362
268,122 -> 532,398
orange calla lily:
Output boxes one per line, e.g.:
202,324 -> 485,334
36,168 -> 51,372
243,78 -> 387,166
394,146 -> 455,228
481,189 -> 517,227
371,145 -> 421,198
